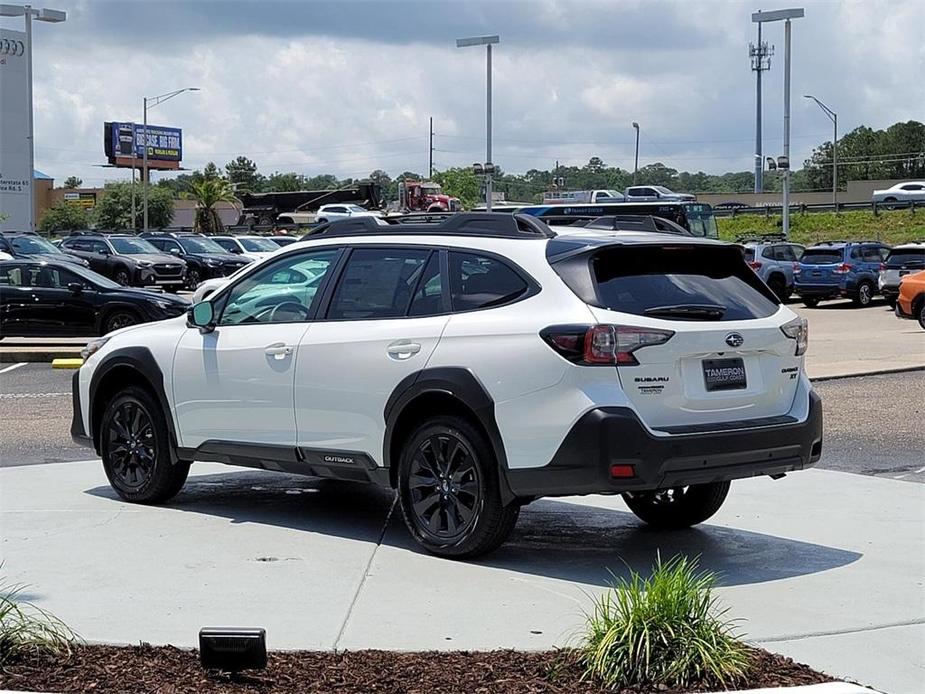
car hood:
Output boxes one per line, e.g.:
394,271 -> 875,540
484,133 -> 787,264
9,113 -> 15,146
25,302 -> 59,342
102,286 -> 191,306
188,252 -> 250,264
126,253 -> 186,265
22,251 -> 90,267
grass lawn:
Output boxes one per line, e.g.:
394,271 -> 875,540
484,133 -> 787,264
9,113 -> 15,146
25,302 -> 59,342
717,208 -> 925,245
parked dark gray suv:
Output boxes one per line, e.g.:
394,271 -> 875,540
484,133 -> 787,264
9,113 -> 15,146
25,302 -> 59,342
60,234 -> 186,290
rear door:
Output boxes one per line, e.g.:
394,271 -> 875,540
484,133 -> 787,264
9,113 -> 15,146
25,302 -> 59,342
581,244 -> 800,429
295,247 -> 449,459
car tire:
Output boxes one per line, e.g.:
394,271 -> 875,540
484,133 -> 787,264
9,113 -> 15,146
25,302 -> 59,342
767,274 -> 789,302
886,298 -> 897,309
622,481 -> 730,530
918,301 -> 925,331
317,218 -> 328,224
397,415 -> 519,559
165,286 -> 180,294
802,298 -> 820,308
853,281 -> 874,307
103,309 -> 140,334
114,268 -> 131,286
100,386 -> 190,504
186,268 -> 201,290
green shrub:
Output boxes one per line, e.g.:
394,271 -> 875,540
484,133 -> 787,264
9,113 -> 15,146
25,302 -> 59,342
0,577 -> 78,665
580,555 -> 751,689
39,202 -> 91,233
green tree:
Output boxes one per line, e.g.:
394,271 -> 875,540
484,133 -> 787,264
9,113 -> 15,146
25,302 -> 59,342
94,182 -> 174,230
225,156 -> 264,192
265,171 -> 305,192
63,176 -> 83,189
39,202 -> 90,233
433,167 -> 480,209
189,178 -> 238,235
202,162 -> 222,180
636,162 -> 679,188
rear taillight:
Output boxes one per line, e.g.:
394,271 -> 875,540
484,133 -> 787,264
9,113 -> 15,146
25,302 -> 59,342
832,263 -> 852,274
792,262 -> 801,274
541,324 -> 675,366
747,260 -> 762,271
780,317 -> 809,356
879,263 -> 887,271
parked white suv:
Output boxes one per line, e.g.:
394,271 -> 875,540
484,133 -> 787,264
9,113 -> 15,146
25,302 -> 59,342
72,213 -> 822,558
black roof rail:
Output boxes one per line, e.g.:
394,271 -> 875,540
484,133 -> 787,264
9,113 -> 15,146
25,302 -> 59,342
305,212 -> 556,240
735,232 -> 787,243
0,229 -> 39,236
585,215 -> 690,236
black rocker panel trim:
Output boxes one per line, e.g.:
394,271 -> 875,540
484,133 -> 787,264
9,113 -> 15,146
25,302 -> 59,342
178,440 -> 391,486
86,346 -> 179,461
70,370 -> 92,446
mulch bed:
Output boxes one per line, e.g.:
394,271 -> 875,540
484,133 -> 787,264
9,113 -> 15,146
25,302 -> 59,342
0,645 -> 835,693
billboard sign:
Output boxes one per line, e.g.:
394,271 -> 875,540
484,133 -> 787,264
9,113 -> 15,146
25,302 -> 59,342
104,121 -> 182,166
63,191 -> 97,209
0,29 -> 32,231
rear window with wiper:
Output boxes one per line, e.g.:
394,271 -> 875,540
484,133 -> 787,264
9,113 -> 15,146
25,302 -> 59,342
555,245 -> 779,321
885,249 -> 925,267
801,249 -> 844,264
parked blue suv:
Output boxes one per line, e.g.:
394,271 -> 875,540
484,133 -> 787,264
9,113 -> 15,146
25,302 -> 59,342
795,241 -> 890,307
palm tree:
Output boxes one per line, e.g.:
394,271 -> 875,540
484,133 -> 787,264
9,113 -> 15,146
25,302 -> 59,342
188,178 -> 238,235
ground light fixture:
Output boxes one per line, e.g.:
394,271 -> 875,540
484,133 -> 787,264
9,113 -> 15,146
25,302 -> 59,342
199,627 -> 267,671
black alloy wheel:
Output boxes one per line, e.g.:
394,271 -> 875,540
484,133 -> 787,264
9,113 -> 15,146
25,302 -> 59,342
918,301 -> 925,330
802,297 -> 820,308
100,387 -> 190,503
187,268 -> 201,290
407,432 -> 482,543
104,310 -> 138,333
105,399 -> 157,491
114,269 -> 131,286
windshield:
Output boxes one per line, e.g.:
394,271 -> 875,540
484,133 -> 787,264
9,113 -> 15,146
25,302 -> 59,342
179,237 -> 227,254
683,204 -> 718,239
10,236 -> 61,255
802,249 -> 844,264
654,186 -> 674,194
110,238 -> 162,255
240,237 -> 280,252
421,186 -> 441,196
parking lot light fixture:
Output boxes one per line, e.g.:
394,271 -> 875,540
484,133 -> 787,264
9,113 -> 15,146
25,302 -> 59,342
632,122 -> 640,184
142,87 -> 200,234
456,35 -> 499,211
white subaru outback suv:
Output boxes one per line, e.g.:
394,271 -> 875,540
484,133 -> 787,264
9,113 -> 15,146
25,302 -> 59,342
72,213 -> 822,558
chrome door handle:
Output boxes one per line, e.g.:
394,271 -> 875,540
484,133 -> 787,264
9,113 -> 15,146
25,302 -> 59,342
265,343 -> 293,360
387,341 -> 422,358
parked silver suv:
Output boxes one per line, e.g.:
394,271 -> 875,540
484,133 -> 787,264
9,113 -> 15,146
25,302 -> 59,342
740,236 -> 805,301
879,242 -> 925,307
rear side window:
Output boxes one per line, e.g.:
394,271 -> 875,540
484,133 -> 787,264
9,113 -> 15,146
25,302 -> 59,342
802,249 -> 844,264
408,252 -> 445,316
885,249 -> 925,267
578,245 -> 779,321
327,248 -> 430,320
448,251 -> 529,311
742,247 -> 755,261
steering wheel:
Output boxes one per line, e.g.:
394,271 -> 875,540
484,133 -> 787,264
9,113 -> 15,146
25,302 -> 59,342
268,301 -> 310,322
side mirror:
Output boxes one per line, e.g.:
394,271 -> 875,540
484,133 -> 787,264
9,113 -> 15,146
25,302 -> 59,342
188,301 -> 216,333
230,247 -> 242,254
169,248 -> 182,256
67,282 -> 84,294
99,249 -> 111,256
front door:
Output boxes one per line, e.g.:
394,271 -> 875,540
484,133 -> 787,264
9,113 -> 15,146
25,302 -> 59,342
172,247 -> 342,449
295,247 -> 449,461
23,264 -> 97,336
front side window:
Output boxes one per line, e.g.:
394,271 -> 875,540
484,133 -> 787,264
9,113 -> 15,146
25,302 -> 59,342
0,264 -> 24,286
26,264 -> 83,289
327,248 -> 430,320
218,249 -> 340,325
448,251 -> 529,312
91,241 -> 110,254
179,237 -> 226,254
212,238 -> 238,253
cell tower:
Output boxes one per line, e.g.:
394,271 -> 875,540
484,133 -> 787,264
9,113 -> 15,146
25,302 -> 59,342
750,16 -> 774,193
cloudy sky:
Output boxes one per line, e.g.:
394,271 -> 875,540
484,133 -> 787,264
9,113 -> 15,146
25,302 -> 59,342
8,0 -> 923,188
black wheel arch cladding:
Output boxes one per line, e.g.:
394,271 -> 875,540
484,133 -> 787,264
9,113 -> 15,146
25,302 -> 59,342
383,367 -> 516,503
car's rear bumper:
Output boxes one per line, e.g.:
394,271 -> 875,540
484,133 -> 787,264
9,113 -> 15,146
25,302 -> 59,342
505,391 -> 823,498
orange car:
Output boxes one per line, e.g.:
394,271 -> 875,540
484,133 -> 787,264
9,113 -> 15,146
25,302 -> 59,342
895,269 -> 925,330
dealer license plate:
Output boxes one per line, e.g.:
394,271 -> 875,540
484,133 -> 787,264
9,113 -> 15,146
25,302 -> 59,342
702,358 -> 747,392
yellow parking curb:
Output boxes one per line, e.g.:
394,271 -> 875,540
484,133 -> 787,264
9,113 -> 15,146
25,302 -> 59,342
52,358 -> 84,369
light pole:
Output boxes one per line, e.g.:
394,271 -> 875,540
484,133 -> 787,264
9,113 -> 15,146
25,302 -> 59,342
142,87 -> 199,234
632,122 -> 640,184
0,4 -> 66,232
456,35 -> 499,211
804,95 -> 837,208
753,8 -> 804,239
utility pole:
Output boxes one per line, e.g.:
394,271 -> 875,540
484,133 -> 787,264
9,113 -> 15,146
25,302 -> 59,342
632,122 -> 640,184
428,116 -> 434,179
750,16 -> 773,193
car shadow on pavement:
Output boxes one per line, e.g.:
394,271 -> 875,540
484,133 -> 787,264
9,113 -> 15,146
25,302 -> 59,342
85,469 -> 861,589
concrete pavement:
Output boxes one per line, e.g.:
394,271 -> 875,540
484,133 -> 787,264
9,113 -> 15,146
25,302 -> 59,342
1,461 -> 922,693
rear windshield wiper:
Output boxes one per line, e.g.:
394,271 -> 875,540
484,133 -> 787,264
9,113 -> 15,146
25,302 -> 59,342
643,304 -> 727,319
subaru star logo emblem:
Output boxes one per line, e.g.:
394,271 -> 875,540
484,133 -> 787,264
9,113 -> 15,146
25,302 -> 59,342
725,333 -> 744,348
